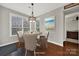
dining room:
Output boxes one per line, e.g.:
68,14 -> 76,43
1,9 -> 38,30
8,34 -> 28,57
0,3 -> 78,56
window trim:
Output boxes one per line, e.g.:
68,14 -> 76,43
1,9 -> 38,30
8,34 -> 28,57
30,21 -> 36,32
9,13 -> 38,37
9,13 -> 29,37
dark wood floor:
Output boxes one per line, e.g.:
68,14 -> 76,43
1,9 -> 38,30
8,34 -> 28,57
0,42 -> 78,56
0,42 -> 63,56
0,43 -> 17,56
64,41 -> 79,56
44,42 -> 63,56
6,48 -> 25,56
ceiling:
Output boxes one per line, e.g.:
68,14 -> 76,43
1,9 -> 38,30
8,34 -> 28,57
0,3 -> 67,17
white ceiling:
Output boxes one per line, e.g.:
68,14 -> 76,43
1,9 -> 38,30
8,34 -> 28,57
0,3 -> 67,17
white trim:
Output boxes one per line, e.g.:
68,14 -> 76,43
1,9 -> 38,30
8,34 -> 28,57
34,21 -> 36,32
0,41 -> 18,47
48,40 -> 63,47
22,16 -> 23,33
30,21 -> 36,32
30,21 -> 31,32
9,13 -> 12,37
9,13 -> 19,37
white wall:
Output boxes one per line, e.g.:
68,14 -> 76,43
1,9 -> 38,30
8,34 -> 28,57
64,9 -> 79,40
38,7 -> 64,46
65,14 -> 78,31
0,6 -> 29,47
0,8 -> 1,44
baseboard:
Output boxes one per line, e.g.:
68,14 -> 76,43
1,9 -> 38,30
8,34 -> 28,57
0,40 -> 63,47
48,40 -> 63,47
0,41 -> 18,47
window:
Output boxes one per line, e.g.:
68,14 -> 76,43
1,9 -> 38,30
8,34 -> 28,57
36,20 -> 40,31
29,20 -> 40,32
10,13 -> 29,36
30,21 -> 36,32
10,13 -> 40,36
23,18 -> 30,32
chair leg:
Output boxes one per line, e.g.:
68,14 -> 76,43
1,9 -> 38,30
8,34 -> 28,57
25,50 -> 27,56
34,50 -> 36,56
19,42 -> 20,46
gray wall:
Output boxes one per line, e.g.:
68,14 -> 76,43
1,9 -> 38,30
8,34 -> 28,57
0,6 -> 29,47
0,5 -> 65,47
38,7 -> 64,46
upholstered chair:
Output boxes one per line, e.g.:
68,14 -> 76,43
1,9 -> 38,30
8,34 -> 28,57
17,31 -> 24,42
23,33 -> 38,56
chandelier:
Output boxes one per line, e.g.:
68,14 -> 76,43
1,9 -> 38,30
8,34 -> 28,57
29,3 -> 36,22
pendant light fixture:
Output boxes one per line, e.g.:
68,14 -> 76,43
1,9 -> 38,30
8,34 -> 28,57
29,3 -> 36,22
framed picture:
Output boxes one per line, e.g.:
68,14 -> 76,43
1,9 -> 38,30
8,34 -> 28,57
45,16 -> 56,31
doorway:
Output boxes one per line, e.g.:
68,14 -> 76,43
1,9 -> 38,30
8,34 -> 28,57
64,5 -> 79,55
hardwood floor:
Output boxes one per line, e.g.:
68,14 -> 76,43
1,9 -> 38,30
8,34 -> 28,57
44,42 -> 63,56
0,43 -> 17,56
0,42 -> 63,56
64,41 -> 79,56
0,42 -> 78,56
7,48 -> 25,56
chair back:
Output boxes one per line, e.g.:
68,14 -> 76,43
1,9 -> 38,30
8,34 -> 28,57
39,32 -> 49,49
42,31 -> 49,39
47,32 -> 49,39
17,31 -> 24,42
23,34 -> 38,51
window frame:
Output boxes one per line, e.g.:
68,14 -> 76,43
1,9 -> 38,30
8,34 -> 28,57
9,13 -> 39,37
30,21 -> 36,32
9,13 -> 29,36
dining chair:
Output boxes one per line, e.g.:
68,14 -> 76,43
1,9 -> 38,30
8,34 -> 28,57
40,31 -> 49,48
41,31 -> 49,38
17,31 -> 24,47
23,33 -> 38,56
35,32 -> 49,56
